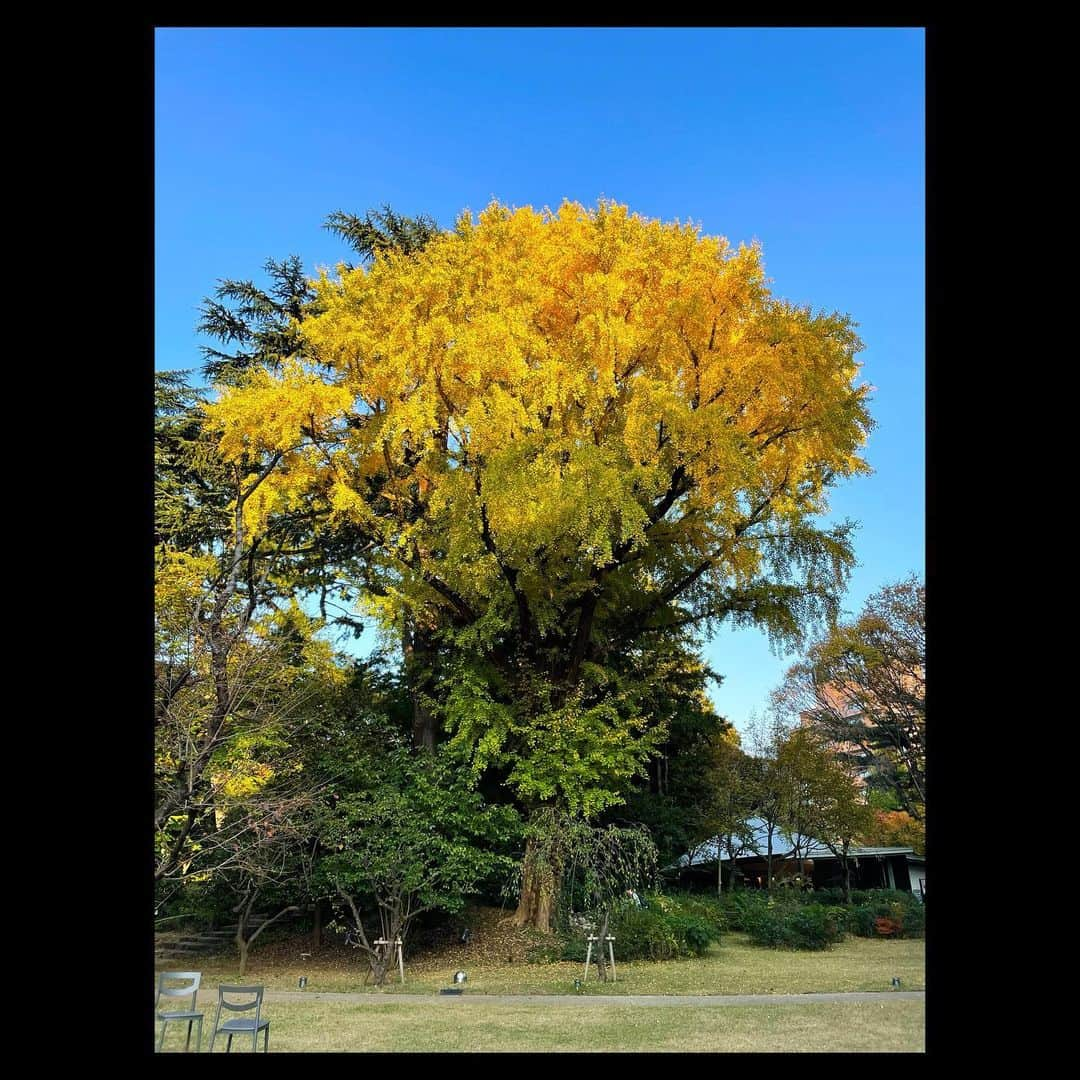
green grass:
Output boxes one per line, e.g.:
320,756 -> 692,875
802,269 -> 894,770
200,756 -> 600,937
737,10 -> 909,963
158,999 -> 924,1053
192,932 -> 924,996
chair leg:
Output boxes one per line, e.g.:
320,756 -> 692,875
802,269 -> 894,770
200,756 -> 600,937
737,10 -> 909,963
195,1017 -> 203,1053
209,1026 -> 217,1054
186,1020 -> 192,1052
227,1033 -> 233,1053
157,1020 -> 167,1053
252,1027 -> 258,1053
264,1025 -> 270,1052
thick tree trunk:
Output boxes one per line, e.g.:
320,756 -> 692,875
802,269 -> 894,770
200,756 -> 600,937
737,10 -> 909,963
403,622 -> 436,751
312,900 -> 323,950
512,836 -> 559,931
842,855 -> 852,904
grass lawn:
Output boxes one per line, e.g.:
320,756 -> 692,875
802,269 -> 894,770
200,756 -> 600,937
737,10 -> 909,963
192,932 -> 924,996
158,998 -> 924,1053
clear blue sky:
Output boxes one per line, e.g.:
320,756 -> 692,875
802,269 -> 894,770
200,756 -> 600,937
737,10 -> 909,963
155,27 -> 924,740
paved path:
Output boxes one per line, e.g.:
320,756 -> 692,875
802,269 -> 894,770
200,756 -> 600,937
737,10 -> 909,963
246,990 -> 924,1007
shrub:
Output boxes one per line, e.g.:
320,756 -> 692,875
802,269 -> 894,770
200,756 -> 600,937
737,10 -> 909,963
661,891 -> 727,935
903,899 -> 925,938
807,887 -> 847,906
553,892 -> 723,963
786,905 -> 843,950
743,898 -> 844,951
741,900 -> 785,948
845,892 -> 923,939
847,905 -> 877,937
719,890 -> 771,931
667,914 -> 718,957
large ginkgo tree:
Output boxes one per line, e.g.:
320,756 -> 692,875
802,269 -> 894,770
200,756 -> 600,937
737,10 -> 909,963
207,200 -> 873,928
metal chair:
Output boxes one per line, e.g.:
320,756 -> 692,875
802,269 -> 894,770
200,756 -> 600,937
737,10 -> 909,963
208,985 -> 270,1053
156,971 -> 204,1053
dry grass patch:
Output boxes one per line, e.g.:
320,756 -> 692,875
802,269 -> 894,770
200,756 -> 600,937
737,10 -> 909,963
157,999 -> 924,1053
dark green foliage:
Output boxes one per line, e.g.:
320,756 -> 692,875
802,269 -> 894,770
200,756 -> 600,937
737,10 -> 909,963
845,905 -> 878,937
324,205 -> 440,266
555,892 -> 722,963
608,908 -> 685,960
849,888 -> 916,907
198,255 -> 319,384
843,890 -> 924,939
805,887 -> 847,906
785,905 -> 843,950
154,371 -> 232,551
742,898 -> 843,951
902,899 -> 925,937
719,886 -> 922,946
599,644 -> 735,867
661,891 -> 728,934
672,914 -> 718,956
718,890 -> 769,932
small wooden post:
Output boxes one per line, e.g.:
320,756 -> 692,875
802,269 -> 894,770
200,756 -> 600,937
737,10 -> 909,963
583,935 -> 598,982
374,937 -> 405,984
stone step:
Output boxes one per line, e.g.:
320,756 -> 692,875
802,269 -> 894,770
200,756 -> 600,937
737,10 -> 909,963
154,910 -> 305,953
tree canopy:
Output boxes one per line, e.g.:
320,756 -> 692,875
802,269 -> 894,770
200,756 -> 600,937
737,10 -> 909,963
209,200 -> 872,677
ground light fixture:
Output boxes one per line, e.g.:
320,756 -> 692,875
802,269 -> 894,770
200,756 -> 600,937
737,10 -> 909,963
440,972 -> 467,996
891,977 -> 901,988
298,976 -> 308,989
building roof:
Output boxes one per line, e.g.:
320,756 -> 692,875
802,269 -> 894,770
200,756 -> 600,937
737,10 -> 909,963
674,816 -> 914,867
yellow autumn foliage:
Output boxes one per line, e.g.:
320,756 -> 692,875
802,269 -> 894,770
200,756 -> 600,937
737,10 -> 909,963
206,199 -> 871,634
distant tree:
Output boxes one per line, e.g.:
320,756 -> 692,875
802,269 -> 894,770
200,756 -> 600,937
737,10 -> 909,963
809,748 -> 876,903
744,731 -> 786,891
774,575 -> 925,820
863,805 -> 925,856
775,724 -> 829,878
705,733 -> 757,894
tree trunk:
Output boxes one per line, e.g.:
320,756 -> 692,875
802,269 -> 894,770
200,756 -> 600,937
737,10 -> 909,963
512,835 -> 559,931
766,829 -> 774,891
842,855 -> 852,904
595,911 -> 611,982
403,621 -> 436,751
235,894 -> 254,976
312,900 -> 323,950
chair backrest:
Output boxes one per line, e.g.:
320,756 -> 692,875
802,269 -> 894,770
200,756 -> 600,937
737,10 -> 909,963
156,971 -> 201,1012
216,984 -> 263,1012
213,984 -> 264,1035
